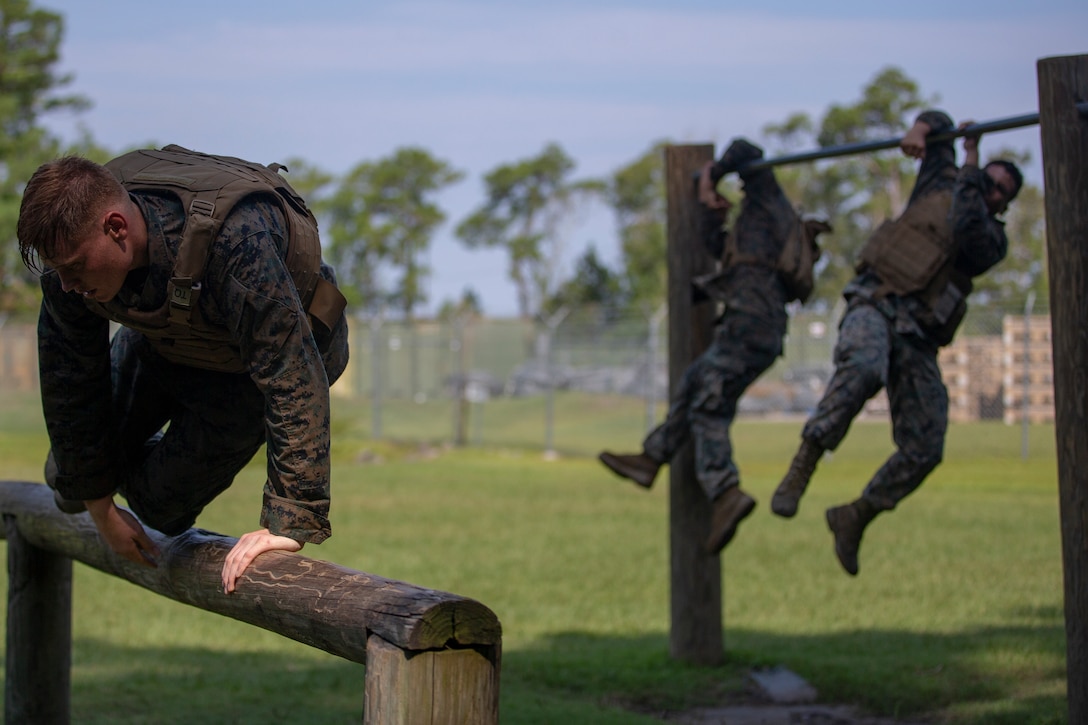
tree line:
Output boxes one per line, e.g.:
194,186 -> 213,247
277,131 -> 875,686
0,1 -> 1046,323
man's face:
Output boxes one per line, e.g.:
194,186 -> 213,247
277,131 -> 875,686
984,164 -> 1017,216
43,220 -> 132,303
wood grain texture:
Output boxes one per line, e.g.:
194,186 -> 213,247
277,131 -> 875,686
0,480 -> 501,663
5,514 -> 72,724
1037,52 -> 1088,725
664,144 -> 723,666
364,634 -> 500,725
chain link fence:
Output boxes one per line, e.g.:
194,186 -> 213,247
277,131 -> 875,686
1,299 -> 1054,440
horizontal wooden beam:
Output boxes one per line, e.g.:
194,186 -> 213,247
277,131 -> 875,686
0,480 -> 500,663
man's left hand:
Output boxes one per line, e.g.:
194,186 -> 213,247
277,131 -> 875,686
222,528 -> 303,594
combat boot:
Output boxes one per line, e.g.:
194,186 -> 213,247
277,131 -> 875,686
709,138 -> 764,182
44,449 -> 87,514
705,486 -> 757,555
598,451 -> 661,489
825,498 -> 879,576
771,438 -> 824,518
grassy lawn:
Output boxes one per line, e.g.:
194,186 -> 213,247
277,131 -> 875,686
0,390 -> 1067,724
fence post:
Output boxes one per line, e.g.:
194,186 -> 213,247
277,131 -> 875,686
370,313 -> 384,440
5,514 -> 72,724
1021,292 -> 1035,459
645,304 -> 666,433
1037,52 -> 1088,725
451,315 -> 469,447
541,307 -> 569,459
664,143 -> 722,665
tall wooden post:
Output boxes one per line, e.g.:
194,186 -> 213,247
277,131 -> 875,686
1037,53 -> 1088,724
664,144 -> 721,665
5,514 -> 72,724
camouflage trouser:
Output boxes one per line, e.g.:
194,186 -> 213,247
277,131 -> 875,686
801,299 -> 947,510
643,311 -> 783,501
107,327 -> 265,535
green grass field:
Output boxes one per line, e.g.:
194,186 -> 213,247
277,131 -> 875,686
0,390 -> 1067,724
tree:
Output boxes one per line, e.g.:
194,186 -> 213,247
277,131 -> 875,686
437,288 -> 482,322
545,245 -> 624,322
0,0 -> 90,311
456,142 -> 605,320
607,141 -> 668,313
321,147 -> 462,318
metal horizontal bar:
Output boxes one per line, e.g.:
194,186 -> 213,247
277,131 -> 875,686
726,101 -> 1088,173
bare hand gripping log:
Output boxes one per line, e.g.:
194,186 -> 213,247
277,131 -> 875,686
1,480 -> 502,724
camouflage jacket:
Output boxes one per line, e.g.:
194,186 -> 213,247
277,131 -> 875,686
697,174 -> 798,332
37,192 -> 349,543
845,109 -> 1009,341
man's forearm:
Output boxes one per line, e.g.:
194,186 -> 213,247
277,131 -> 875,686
84,494 -> 116,524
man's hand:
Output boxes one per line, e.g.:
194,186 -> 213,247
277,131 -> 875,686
900,120 -> 932,159
958,120 -> 981,167
222,528 -> 303,594
85,495 -> 161,567
697,161 -> 733,215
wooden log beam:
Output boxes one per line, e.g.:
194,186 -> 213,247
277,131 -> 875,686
0,480 -> 501,663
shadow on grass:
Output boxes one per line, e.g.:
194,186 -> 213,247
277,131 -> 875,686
504,618 -> 1067,724
19,617 -> 1065,725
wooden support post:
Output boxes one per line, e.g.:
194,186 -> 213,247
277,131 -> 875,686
664,144 -> 722,665
1037,52 -> 1088,725
364,634 -> 501,724
5,514 -> 72,725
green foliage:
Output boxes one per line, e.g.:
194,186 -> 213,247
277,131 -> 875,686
0,0 -> 91,310
607,140 -> 668,313
319,147 -> 462,315
544,244 -> 624,322
456,142 -> 606,319
436,287 -> 483,322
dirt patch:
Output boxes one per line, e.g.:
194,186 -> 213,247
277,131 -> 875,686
660,702 -> 932,724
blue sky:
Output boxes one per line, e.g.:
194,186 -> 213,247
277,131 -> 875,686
39,1 -> 1086,317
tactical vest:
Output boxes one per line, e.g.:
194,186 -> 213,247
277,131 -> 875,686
714,214 -> 828,304
93,145 -> 346,373
856,188 -> 972,345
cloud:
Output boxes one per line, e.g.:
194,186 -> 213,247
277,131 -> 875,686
41,0 -> 1086,315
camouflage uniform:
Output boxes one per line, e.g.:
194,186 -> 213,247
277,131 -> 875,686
38,191 -> 348,543
800,110 -> 1009,510
642,164 -> 797,501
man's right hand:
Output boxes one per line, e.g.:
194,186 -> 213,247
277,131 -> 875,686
900,120 -> 932,159
85,495 -> 161,567
697,161 -> 732,214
